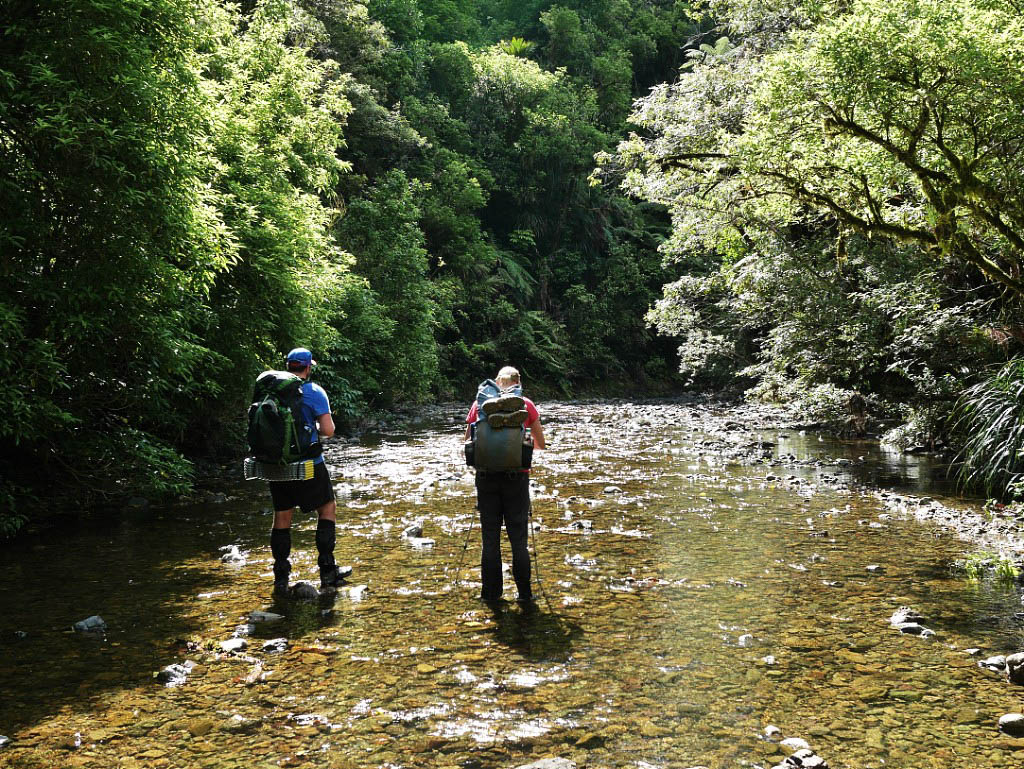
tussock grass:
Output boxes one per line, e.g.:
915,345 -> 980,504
953,358 -> 1024,498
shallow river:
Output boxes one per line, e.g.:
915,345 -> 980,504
2,400 -> 1023,769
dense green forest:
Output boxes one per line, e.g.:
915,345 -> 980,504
4,0 -> 1024,532
1,0 -> 695,528
603,0 -> 1024,495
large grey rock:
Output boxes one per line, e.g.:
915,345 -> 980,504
998,713 -> 1024,737
0,736 -> 10,749
1006,652 -> 1024,685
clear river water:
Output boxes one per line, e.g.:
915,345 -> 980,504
1,400 -> 1022,769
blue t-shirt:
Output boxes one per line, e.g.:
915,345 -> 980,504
299,382 -> 330,465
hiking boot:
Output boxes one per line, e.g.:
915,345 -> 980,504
481,394 -> 524,416
487,409 -> 529,429
516,596 -> 537,612
320,564 -> 353,589
273,562 -> 291,595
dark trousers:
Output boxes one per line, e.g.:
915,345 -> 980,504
475,471 -> 532,600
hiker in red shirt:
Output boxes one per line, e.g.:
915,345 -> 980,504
463,366 -> 545,604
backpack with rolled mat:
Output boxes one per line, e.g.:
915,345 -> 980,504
464,379 -> 533,471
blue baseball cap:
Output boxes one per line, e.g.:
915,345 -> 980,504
286,347 -> 316,367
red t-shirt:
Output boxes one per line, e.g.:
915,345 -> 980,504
466,397 -> 539,427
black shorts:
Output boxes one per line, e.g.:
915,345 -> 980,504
269,462 -> 335,513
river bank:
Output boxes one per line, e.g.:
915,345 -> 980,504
687,399 -> 1024,569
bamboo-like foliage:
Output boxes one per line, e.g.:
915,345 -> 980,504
953,358 -> 1024,498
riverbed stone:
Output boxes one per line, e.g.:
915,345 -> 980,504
780,737 -> 810,752
979,655 -> 1006,673
289,582 -> 319,601
573,732 -> 604,748
219,638 -> 247,653
249,610 -> 284,623
72,615 -> 107,634
850,677 -> 888,701
889,607 -> 924,626
219,545 -> 246,564
155,661 -> 196,686
894,622 -> 934,638
1005,652 -> 1024,684
513,760 -> 576,769
187,718 -> 217,738
999,714 -> 1024,738
0,736 -> 10,749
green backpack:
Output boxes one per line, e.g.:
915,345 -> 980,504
246,371 -> 321,464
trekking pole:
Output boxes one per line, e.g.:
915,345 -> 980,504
528,494 -> 560,617
453,505 -> 476,591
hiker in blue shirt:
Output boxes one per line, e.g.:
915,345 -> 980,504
268,348 -> 351,593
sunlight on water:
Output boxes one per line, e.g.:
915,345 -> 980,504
0,401 -> 1021,769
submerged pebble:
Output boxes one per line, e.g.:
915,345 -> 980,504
249,610 -> 284,623
514,760 -> 576,769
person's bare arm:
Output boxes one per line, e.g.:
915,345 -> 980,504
464,424 -> 472,441
529,420 -> 545,449
317,413 -> 336,439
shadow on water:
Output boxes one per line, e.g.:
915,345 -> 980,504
481,601 -> 584,660
0,502 -> 247,733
